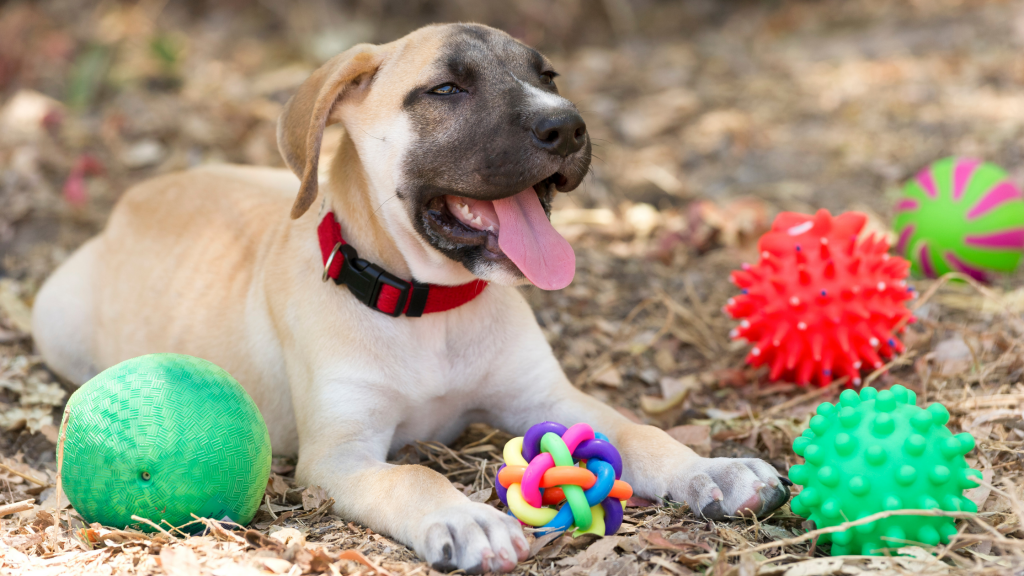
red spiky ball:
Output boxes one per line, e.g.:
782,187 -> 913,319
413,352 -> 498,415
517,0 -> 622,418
724,210 -> 915,387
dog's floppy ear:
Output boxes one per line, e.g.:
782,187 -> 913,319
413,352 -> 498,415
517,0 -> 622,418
277,44 -> 384,219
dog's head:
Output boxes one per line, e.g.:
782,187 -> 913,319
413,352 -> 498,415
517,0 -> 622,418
277,23 -> 590,290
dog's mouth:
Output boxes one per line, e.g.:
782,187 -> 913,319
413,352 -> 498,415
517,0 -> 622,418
423,173 -> 576,290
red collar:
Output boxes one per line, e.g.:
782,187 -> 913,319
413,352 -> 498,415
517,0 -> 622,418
317,212 -> 487,317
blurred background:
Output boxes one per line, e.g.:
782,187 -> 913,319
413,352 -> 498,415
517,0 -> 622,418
1,0 -> 1024,468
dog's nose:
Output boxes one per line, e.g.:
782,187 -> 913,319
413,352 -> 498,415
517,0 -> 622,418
532,112 -> 587,157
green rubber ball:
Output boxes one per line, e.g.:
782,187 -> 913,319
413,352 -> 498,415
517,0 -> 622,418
789,385 -> 981,556
58,354 -> 272,533
893,157 -> 1024,282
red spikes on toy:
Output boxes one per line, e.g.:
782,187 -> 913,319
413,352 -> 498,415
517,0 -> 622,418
725,210 -> 915,387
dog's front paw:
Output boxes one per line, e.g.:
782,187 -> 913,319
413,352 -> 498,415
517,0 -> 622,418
416,502 -> 529,574
669,457 -> 791,520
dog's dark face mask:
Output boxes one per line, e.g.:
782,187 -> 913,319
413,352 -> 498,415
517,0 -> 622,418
399,24 -> 592,290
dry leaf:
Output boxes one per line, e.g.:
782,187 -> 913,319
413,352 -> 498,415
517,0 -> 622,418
268,526 -> 305,547
160,546 -> 201,576
244,529 -> 284,551
18,380 -> 66,406
254,556 -> 293,574
265,474 -> 290,501
0,405 -> 53,433
964,467 -> 994,511
336,549 -> 395,576
0,280 -> 32,333
665,424 -> 711,456
593,365 -> 623,387
640,530 -> 703,552
780,557 -> 844,576
467,488 -> 493,503
301,485 -> 329,511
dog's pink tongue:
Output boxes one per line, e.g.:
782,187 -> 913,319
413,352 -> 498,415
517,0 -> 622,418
492,188 -> 575,290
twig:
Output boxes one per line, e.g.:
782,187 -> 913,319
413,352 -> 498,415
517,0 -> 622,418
130,514 -> 175,539
55,403 -> 71,529
729,509 -> 975,556
863,350 -> 917,386
161,518 -> 197,538
763,377 -> 846,417
953,394 -> 1024,409
0,462 -> 51,487
0,498 -> 35,517
909,273 -> 1024,333
461,428 -> 500,450
265,494 -> 278,520
192,514 -> 248,544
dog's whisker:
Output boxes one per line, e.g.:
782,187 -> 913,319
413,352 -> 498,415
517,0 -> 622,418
372,193 -> 399,216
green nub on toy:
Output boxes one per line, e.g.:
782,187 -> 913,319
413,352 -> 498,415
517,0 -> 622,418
788,385 -> 981,556
59,354 -> 272,533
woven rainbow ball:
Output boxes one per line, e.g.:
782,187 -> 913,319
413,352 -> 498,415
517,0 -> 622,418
496,422 -> 633,536
894,157 -> 1024,282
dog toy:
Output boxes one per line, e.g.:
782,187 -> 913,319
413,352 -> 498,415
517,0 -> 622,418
496,422 -> 633,536
59,354 -> 272,533
789,385 -> 981,556
725,209 -> 915,387
894,157 -> 1024,282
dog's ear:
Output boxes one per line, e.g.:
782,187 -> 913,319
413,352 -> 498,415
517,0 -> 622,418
277,44 -> 384,219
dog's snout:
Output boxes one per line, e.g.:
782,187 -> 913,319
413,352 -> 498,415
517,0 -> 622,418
531,112 -> 587,157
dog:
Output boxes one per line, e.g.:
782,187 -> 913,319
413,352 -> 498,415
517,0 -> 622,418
32,23 -> 789,573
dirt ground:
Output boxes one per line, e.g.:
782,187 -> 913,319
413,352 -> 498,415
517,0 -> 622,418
2,0 -> 1024,574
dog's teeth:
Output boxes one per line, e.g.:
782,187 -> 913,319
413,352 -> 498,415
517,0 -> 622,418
486,225 -> 496,233
471,215 -> 483,227
459,204 -> 472,218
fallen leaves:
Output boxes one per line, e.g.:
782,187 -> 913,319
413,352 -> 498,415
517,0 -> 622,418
665,425 -> 711,456
0,280 -> 32,334
160,546 -> 201,576
300,485 -> 330,511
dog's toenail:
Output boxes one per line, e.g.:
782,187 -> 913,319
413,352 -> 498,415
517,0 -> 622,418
500,549 -> 510,561
737,493 -> 762,516
712,488 -> 724,501
513,537 -> 529,558
779,476 -> 794,487
768,477 -> 779,488
754,481 -> 765,491
700,500 -> 726,520
442,543 -> 453,562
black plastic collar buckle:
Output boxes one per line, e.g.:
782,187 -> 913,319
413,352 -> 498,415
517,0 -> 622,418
334,244 -> 410,317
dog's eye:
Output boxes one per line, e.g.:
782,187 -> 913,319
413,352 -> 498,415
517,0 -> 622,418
429,83 -> 464,95
540,71 -> 558,85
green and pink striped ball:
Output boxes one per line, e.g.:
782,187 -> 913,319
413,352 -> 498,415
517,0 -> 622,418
894,157 -> 1024,282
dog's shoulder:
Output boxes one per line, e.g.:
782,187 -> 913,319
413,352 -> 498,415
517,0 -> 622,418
108,164 -> 296,230
190,163 -> 300,196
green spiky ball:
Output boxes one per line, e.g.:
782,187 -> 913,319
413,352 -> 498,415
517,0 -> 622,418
59,354 -> 272,533
789,385 -> 981,556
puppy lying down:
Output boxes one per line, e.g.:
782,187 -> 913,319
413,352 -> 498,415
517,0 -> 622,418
32,23 -> 790,574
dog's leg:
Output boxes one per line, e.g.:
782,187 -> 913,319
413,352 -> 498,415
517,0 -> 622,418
294,413 -> 528,573
488,360 -> 790,521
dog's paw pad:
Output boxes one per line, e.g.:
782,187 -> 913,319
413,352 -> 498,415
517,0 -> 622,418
417,502 -> 527,574
675,458 -> 790,519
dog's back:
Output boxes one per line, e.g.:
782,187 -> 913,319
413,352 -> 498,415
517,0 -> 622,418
32,164 -> 299,386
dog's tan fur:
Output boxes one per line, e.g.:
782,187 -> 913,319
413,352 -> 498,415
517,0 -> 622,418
33,24 -> 788,573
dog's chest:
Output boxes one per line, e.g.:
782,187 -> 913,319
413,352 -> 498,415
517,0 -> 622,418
382,314 -> 502,448
388,313 -> 499,397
